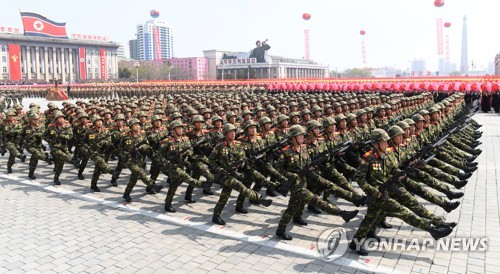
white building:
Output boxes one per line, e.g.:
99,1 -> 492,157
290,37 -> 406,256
136,20 -> 174,61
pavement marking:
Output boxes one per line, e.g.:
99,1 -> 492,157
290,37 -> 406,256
0,172 -> 402,274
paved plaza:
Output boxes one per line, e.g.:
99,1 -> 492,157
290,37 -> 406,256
0,98 -> 499,273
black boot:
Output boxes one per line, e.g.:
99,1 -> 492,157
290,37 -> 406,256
91,184 -> 101,192
293,216 -> 308,226
307,204 -> 322,214
349,240 -> 369,256
458,172 -> 472,180
164,203 -> 176,213
379,218 -> 393,229
467,162 -> 478,168
184,193 -> 196,204
266,188 -> 278,197
367,231 -> 381,242
71,158 -> 80,168
257,198 -> 272,207
446,191 -> 464,200
123,194 -> 132,203
110,177 -> 118,187
19,155 -> 26,162
212,215 -> 226,225
235,204 -> 248,214
276,227 -> 293,241
77,173 -> 85,180
203,189 -> 215,195
153,183 -> 163,193
7,166 -> 13,174
353,195 -> 368,207
145,186 -> 156,194
438,222 -> 457,228
339,210 -> 358,222
54,178 -> 61,185
443,201 -> 460,213
28,172 -> 36,180
430,226 -> 453,240
453,180 -> 468,189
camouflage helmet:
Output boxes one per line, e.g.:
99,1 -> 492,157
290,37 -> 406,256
311,105 -> 323,114
364,107 -> 374,113
259,116 -> 272,127
428,107 -> 439,113
242,110 -> 253,117
47,102 -> 56,109
226,111 -> 237,119
169,119 -> 185,130
30,113 -> 41,120
211,115 -> 223,124
29,103 -> 36,108
289,124 -> 306,137
371,129 -> 390,142
412,114 -> 425,122
53,111 -> 65,119
306,120 -> 321,132
323,116 -> 336,127
6,109 -> 17,116
387,125 -> 404,139
114,114 -> 125,121
128,118 -> 141,127
335,114 -> 347,124
289,111 -> 300,118
396,121 -> 410,130
91,116 -> 103,124
300,109 -> 312,117
170,112 -> 182,120
222,123 -> 237,135
403,118 -> 415,125
346,113 -> 357,123
277,114 -> 289,124
192,115 -> 204,123
243,120 -> 258,131
78,113 -> 89,119
355,109 -> 366,117
418,109 -> 429,116
151,115 -> 162,122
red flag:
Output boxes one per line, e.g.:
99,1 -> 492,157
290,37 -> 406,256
100,49 -> 108,79
8,44 -> 22,80
79,48 -> 87,80
20,12 -> 68,39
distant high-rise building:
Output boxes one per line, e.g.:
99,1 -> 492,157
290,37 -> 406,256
129,39 -> 138,60
460,15 -> 468,75
117,44 -> 126,62
411,59 -> 426,76
136,20 -> 174,61
495,53 -> 500,76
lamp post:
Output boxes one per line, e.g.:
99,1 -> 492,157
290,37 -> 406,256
133,61 -> 141,83
168,66 -> 174,81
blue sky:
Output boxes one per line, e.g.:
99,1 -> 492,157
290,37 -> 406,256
2,0 -> 499,71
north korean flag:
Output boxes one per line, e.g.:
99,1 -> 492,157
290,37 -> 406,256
20,12 -> 68,39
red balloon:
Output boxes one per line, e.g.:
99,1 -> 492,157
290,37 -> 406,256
444,22 -> 451,28
360,30 -> 366,35
434,0 -> 445,7
302,13 -> 311,20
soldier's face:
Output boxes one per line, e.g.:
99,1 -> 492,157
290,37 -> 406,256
392,135 -> 403,145
431,112 -> 439,121
214,121 -> 222,128
56,116 -> 65,124
294,134 -> 304,145
280,120 -> 288,128
116,120 -> 124,126
194,121 -> 203,130
31,119 -> 39,126
326,125 -> 335,133
377,140 -> 388,152
360,114 -> 367,122
94,120 -> 103,128
403,129 -> 410,138
154,120 -> 162,128
338,120 -> 347,129
131,124 -> 141,132
416,121 -> 424,130
226,130 -> 236,141
378,110 -> 385,117
349,120 -> 357,127
174,127 -> 183,136
247,126 -> 257,136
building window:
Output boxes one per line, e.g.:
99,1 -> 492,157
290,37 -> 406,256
1,56 -> 5,63
2,67 -> 7,73
1,46 -> 6,52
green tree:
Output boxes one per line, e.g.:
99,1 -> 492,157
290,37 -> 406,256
342,68 -> 372,78
118,67 -> 131,79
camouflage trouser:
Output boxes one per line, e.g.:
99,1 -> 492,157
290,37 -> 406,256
352,197 -> 433,240
149,159 -> 162,181
124,159 -> 154,195
185,160 -> 215,199
322,162 -> 362,201
236,168 -> 277,207
403,178 -> 447,208
419,165 -> 455,184
447,138 -> 476,154
213,174 -> 262,216
164,166 -> 204,206
90,152 -> 113,187
429,158 -> 461,176
51,147 -> 73,179
77,148 -> 90,175
334,160 -> 356,180
443,140 -> 475,155
435,150 -> 467,170
251,161 -> 287,193
412,169 -> 452,192
26,146 -> 47,174
6,142 -> 21,168
307,172 -> 358,203
113,158 -> 127,179
278,173 -> 341,230
441,143 -> 470,159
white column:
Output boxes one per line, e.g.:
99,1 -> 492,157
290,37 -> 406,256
34,47 -> 41,80
68,49 -> 73,83
44,48 -> 49,81
61,48 -> 66,83
113,53 -> 118,79
26,46 -> 32,80
89,51 -> 94,79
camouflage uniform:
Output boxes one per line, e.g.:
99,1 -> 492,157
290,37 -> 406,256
1,111 -> 26,172
20,115 -> 50,179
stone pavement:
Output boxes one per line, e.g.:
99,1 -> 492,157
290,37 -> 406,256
0,98 -> 498,273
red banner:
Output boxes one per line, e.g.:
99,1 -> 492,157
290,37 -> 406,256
100,49 -> 107,79
8,44 -> 22,80
153,26 -> 162,60
20,12 -> 68,39
79,47 -> 86,80
436,18 -> 443,55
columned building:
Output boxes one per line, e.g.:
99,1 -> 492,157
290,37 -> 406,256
203,50 -> 329,80
0,33 -> 119,83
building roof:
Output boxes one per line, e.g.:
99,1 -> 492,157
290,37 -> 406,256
0,33 -> 119,48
